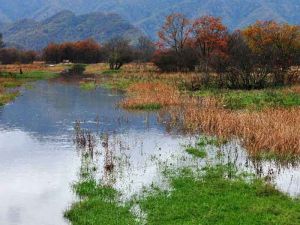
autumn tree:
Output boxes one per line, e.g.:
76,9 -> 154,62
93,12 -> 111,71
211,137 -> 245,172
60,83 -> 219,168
191,15 -> 228,72
43,43 -> 62,63
243,21 -> 300,85
0,48 -> 37,64
43,39 -> 102,64
156,13 -> 198,71
103,37 -> 133,70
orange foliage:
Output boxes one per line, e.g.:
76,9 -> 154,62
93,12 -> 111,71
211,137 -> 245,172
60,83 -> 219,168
191,16 -> 228,59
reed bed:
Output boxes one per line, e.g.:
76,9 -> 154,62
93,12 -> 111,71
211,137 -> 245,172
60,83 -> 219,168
120,82 -> 181,110
182,100 -> 300,156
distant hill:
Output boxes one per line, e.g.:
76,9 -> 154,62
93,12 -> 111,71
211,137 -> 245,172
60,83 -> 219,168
0,0 -> 299,39
0,10 -> 143,50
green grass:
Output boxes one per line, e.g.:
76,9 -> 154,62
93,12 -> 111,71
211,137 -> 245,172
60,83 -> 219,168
64,180 -> 137,225
0,71 -> 58,80
0,92 -> 19,106
80,82 -> 97,91
185,146 -> 207,158
194,88 -> 300,110
127,103 -> 162,111
139,166 -> 300,225
101,78 -> 138,91
185,136 -> 226,158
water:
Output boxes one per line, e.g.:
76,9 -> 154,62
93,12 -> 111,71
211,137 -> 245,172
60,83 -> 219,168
0,80 -> 299,225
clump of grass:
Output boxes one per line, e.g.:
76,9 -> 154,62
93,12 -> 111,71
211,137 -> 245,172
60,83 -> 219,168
127,103 -> 162,111
102,69 -> 121,76
80,82 -> 97,91
121,82 -> 180,110
101,78 -> 139,90
65,179 -> 137,225
185,136 -> 226,158
0,91 -> 19,106
185,146 -> 207,158
139,166 -> 300,225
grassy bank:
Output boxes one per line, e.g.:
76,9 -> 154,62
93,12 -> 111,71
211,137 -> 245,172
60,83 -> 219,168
139,166 -> 300,225
65,180 -> 136,225
0,70 -> 59,106
65,166 -> 300,225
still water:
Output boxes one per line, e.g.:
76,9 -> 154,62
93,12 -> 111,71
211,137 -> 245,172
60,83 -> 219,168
0,81 -> 299,225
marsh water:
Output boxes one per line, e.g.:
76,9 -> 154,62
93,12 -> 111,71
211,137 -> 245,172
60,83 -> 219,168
0,80 -> 299,225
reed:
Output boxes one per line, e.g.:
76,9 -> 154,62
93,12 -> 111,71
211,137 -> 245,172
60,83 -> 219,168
120,82 -> 181,110
182,100 -> 300,156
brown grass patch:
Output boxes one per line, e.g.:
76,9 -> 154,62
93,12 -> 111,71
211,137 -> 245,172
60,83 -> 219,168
181,101 -> 300,156
121,82 -> 181,110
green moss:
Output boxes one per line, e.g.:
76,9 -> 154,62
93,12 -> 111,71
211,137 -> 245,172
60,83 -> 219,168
64,180 -> 137,225
139,166 -> 300,225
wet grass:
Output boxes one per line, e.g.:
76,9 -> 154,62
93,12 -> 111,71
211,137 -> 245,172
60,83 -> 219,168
65,180 -> 137,225
185,136 -> 227,158
185,146 -> 207,158
139,166 -> 300,225
66,166 -> 300,225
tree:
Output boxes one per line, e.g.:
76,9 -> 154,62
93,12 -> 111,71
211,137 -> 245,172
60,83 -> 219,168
191,16 -> 228,71
42,39 -> 102,64
135,36 -> 155,63
243,21 -> 300,85
158,13 -> 191,54
103,37 -> 133,70
158,13 -> 192,71
0,33 -> 4,49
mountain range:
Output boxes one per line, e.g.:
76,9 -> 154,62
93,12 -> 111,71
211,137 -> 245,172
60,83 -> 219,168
0,0 -> 299,49
0,11 -> 142,50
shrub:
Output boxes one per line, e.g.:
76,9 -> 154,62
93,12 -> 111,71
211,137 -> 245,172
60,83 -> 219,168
68,64 -> 86,75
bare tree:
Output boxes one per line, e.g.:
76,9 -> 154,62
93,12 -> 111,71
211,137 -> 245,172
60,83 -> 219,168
135,36 -> 155,63
103,37 -> 133,70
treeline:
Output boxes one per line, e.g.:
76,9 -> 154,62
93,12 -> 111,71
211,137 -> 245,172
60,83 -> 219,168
1,14 -> 299,89
43,37 -> 155,69
154,14 -> 300,89
0,34 -> 37,64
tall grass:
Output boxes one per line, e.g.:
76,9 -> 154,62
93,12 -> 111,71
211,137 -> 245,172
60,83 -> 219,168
121,82 -> 181,110
182,100 -> 300,156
